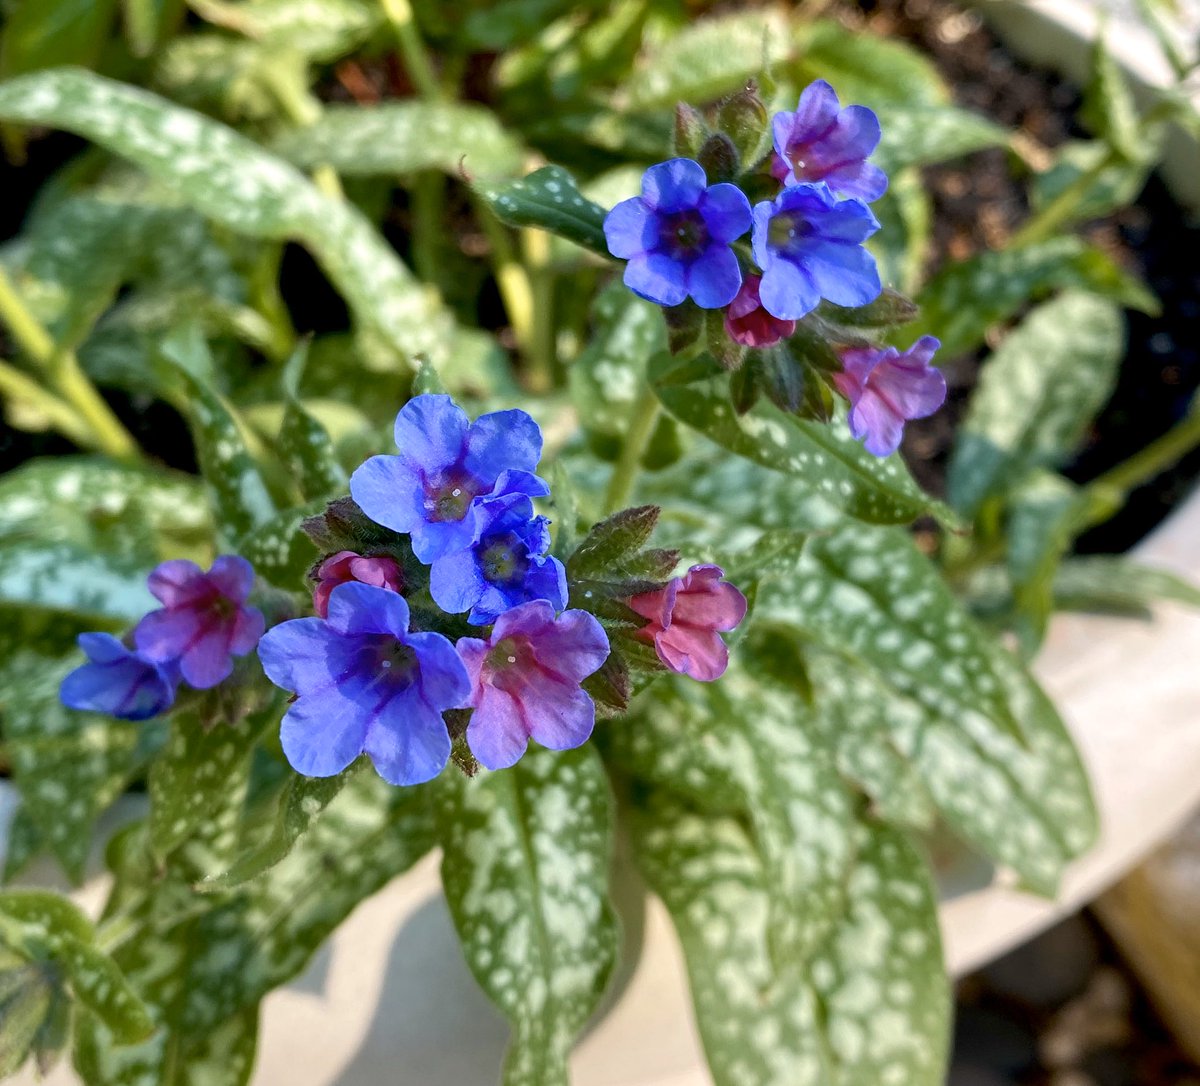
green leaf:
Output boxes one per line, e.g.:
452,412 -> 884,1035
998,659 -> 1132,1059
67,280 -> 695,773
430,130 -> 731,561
810,822 -> 950,1086
198,764 -> 362,892
1053,556 -> 1200,613
0,892 -> 154,1044
806,643 -> 1097,895
1031,139 -> 1155,226
568,282 -> 666,456
277,396 -> 348,504
0,542 -> 152,623
161,325 -> 277,541
568,505 -> 661,576
122,0 -> 188,57
628,793 -> 835,1086
273,101 -> 525,181
439,747 -> 619,1085
947,291 -> 1125,515
762,524 -> 1029,743
191,0 -> 382,60
0,960 -> 53,1078
651,352 -> 955,527
907,237 -> 1156,358
796,19 -> 948,107
479,165 -> 608,254
1082,31 -> 1143,162
147,701 -> 279,867
873,105 -> 1008,174
870,167 -> 931,296
0,68 -> 466,365
235,502 -> 323,589
607,663 -> 856,967
0,0 -> 120,78
1,651 -> 156,883
622,10 -> 792,110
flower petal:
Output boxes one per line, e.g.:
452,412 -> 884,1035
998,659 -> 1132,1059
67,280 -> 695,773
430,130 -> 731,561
325,582 -> 411,639
280,687 -> 370,778
207,554 -> 255,603
698,183 -> 752,244
801,239 -> 881,308
146,558 -> 206,608
464,407 -> 543,484
410,510 -> 484,565
655,626 -> 730,682
871,357 -> 947,422
624,252 -> 689,308
364,690 -> 451,785
257,617 -> 357,696
229,605 -> 266,656
466,686 -> 530,770
133,607 -> 202,663
687,244 -> 742,309
407,631 -> 472,710
392,394 -> 468,473
522,677 -> 596,752
77,632 -> 129,665
180,624 -> 235,689
430,547 -> 488,616
349,454 -> 426,536
849,391 -> 906,457
604,196 -> 656,259
758,255 -> 821,320
641,157 -> 706,213
528,608 -> 611,682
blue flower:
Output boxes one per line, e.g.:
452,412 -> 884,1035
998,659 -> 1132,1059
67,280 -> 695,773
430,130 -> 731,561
258,582 -> 470,786
430,497 -> 567,624
770,80 -> 887,201
751,182 -> 881,321
604,158 -> 752,309
350,394 -> 550,565
59,633 -> 177,721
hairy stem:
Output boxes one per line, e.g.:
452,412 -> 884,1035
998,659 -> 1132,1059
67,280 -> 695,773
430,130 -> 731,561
604,386 -> 662,513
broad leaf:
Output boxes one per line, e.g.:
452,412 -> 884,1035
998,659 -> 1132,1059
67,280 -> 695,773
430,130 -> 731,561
0,68 -> 465,365
906,237 -> 1156,357
479,166 -> 608,255
1032,139 -> 1156,227
795,19 -> 948,107
0,0 -> 119,78
191,0 -> 382,61
273,102 -> 524,181
948,291 -> 1125,515
622,10 -> 792,110
0,542 -> 152,623
630,792 -> 834,1086
651,352 -> 955,526
1053,556 -> 1200,614
439,747 -> 619,1086
874,105 -> 1008,174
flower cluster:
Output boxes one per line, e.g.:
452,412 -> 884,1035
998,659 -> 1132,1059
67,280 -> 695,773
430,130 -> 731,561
60,555 -> 265,721
603,79 -> 947,457
262,396 -> 607,784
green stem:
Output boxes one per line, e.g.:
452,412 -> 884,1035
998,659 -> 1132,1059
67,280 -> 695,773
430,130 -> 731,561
379,0 -> 443,100
412,173 -> 445,284
0,267 -> 140,461
1088,406 -> 1200,500
0,357 -> 94,446
1010,146 -> 1121,248
604,386 -> 661,514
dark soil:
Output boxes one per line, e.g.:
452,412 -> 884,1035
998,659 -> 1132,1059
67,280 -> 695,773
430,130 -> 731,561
843,0 -> 1200,551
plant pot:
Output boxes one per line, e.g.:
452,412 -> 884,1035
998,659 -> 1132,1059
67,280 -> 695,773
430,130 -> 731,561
4,4 -> 1199,1085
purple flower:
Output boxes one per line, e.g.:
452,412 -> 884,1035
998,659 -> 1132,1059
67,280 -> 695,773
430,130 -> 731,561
133,556 -> 265,690
456,601 -> 610,770
313,550 -> 404,619
629,565 -> 747,682
832,336 -> 946,457
604,158 -> 752,309
59,633 -> 177,721
724,272 -> 797,348
751,183 -> 881,321
258,582 -> 471,786
430,498 -> 567,625
770,80 -> 887,202
350,394 -> 550,565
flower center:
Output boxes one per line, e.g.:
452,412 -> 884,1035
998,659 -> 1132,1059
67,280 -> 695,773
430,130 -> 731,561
658,209 -> 709,259
365,636 -> 418,689
478,533 -> 527,586
423,471 -> 478,523
767,212 -> 815,252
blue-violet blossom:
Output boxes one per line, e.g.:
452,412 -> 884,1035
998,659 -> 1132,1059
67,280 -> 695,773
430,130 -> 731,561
59,633 -> 177,721
134,555 -> 265,690
604,158 -> 752,309
350,394 -> 550,564
430,497 -> 567,625
751,182 -> 881,321
771,80 -> 887,202
456,601 -> 610,770
259,582 -> 471,786
832,336 -> 947,457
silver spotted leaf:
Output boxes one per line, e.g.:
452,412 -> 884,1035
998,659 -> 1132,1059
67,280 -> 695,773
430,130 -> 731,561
438,746 -> 619,1086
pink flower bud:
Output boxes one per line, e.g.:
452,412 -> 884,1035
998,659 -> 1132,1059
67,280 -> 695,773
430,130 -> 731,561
313,551 -> 404,618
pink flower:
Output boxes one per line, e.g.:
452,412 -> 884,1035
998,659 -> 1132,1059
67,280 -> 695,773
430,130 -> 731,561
832,335 -> 946,457
133,556 -> 265,689
456,601 -> 610,770
629,565 -> 748,682
313,551 -> 404,619
724,273 -> 798,348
